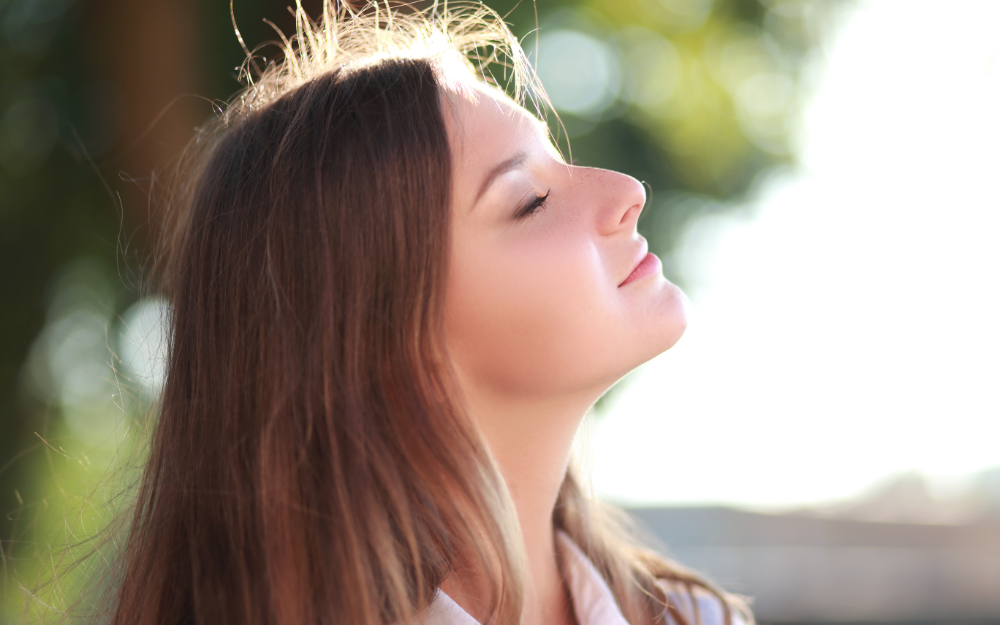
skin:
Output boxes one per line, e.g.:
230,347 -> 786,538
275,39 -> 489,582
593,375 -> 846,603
439,79 -> 689,625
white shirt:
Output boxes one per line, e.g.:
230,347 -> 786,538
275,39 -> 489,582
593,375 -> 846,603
419,532 -> 739,625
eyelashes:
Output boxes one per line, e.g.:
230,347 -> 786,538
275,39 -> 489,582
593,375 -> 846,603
517,190 -> 550,219
511,158 -> 576,220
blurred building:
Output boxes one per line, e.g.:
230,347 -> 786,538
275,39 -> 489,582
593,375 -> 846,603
629,470 -> 1000,623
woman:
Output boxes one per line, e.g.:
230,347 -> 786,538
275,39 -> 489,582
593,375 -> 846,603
108,3 -> 752,625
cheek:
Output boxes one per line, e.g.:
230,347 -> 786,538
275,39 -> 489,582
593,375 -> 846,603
445,226 -> 617,394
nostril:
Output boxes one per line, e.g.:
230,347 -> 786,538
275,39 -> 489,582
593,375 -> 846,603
620,203 -> 642,228
619,174 -> 646,227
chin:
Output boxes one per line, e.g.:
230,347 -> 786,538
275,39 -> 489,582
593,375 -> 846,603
598,285 -> 688,388
646,277 -> 690,355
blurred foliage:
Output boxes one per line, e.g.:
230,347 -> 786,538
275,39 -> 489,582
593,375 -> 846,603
0,0 -> 844,619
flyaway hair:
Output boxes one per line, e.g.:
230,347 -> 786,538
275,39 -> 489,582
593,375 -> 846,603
92,3 -> 756,625
228,0 -> 543,125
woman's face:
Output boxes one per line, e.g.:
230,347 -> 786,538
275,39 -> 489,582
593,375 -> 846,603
442,82 -> 688,401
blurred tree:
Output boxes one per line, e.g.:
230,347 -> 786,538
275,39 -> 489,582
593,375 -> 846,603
0,0 -> 844,617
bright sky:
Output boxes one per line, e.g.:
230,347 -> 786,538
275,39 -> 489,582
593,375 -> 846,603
590,1 -> 1000,508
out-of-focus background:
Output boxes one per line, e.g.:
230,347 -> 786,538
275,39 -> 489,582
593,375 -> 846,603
0,0 -> 997,622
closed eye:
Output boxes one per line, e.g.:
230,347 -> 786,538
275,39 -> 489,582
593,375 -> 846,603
517,190 -> 550,219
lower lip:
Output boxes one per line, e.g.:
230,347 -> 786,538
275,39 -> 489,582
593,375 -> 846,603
619,252 -> 662,287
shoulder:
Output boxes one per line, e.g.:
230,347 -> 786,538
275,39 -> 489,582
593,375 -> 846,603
655,580 -> 752,625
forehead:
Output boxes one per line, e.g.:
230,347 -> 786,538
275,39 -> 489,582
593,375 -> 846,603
441,79 -> 551,164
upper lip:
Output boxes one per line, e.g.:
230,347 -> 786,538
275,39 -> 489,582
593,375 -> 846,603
619,237 -> 649,287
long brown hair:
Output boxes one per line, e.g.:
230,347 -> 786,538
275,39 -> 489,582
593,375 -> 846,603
107,3 -> 752,625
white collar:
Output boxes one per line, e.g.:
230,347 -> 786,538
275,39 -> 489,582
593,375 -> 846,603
420,531 -> 631,625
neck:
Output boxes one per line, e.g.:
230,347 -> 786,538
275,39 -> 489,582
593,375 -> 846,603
441,385 -> 601,625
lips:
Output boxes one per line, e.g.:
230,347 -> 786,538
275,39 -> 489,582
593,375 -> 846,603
619,239 -> 662,287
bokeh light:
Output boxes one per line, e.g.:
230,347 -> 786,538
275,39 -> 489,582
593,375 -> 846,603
536,28 -> 621,119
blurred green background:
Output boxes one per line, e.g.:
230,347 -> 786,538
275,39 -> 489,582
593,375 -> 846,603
0,0 -> 841,619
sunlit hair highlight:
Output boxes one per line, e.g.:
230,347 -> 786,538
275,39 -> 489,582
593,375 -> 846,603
228,0 -> 544,122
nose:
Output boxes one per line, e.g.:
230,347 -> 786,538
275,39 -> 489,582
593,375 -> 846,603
587,168 -> 647,236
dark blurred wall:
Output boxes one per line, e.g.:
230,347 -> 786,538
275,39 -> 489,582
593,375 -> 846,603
83,0 -> 205,235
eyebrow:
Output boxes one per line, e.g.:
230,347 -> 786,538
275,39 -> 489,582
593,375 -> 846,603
473,150 -> 529,207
